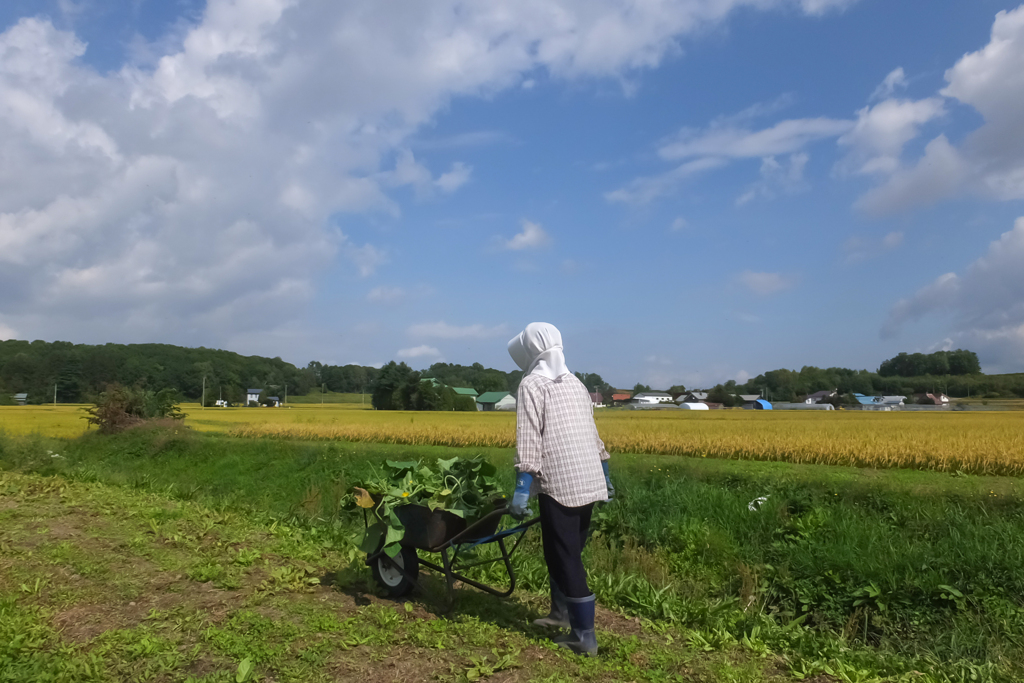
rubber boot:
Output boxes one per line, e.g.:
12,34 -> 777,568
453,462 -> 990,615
553,594 -> 598,657
532,577 -> 570,630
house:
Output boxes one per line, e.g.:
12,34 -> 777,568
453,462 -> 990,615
737,394 -> 762,407
853,393 -> 879,405
266,396 -> 281,407
632,391 -> 674,404
214,399 -> 228,407
12,393 -> 28,405
679,391 -> 708,403
451,387 -> 479,399
804,389 -> 837,404
476,391 -> 516,411
420,377 -> 444,388
246,388 -> 262,405
610,392 -> 631,405
589,392 -> 605,408
879,395 -> 906,405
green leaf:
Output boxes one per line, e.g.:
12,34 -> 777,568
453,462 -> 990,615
235,657 -> 254,683
358,523 -> 385,554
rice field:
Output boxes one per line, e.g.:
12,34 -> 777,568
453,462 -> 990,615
3,403 -> 1023,475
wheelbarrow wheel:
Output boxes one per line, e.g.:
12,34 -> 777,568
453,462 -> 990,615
371,546 -> 419,597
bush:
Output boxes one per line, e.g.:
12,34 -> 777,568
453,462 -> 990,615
83,385 -> 186,434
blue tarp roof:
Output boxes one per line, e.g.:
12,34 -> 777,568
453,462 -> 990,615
754,399 -> 772,409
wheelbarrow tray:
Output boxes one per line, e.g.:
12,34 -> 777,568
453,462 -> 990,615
395,502 -> 503,552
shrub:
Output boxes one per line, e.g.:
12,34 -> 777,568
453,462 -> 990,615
83,385 -> 185,434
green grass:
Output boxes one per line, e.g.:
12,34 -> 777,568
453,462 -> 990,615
4,426 -> 1024,681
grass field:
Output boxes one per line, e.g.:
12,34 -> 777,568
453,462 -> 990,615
4,427 -> 1024,681
3,404 -> 1023,476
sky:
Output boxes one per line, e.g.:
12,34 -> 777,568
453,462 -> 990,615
1,0 -> 1024,389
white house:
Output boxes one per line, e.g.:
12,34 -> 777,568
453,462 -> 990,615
632,391 -> 674,404
476,391 -> 517,411
804,390 -> 837,404
12,393 -> 28,405
246,388 -> 262,405
589,392 -> 605,408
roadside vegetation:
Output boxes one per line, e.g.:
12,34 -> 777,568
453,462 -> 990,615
3,426 -> 1024,681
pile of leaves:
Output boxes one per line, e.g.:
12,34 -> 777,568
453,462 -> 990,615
349,457 -> 503,557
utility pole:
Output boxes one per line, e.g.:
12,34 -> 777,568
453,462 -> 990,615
202,376 -> 206,410
284,383 -> 287,406
54,384 -> 57,407
321,383 -> 325,407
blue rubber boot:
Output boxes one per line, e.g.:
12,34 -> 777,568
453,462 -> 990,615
532,576 -> 570,629
553,594 -> 598,657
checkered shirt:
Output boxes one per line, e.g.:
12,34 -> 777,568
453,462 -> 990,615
515,372 -> 610,508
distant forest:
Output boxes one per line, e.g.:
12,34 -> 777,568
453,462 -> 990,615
0,340 -> 522,405
1,339 -> 1021,406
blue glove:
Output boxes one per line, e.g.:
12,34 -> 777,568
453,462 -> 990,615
509,470 -> 533,520
602,461 -> 615,500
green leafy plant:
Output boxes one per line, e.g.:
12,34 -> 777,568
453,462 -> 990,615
349,457 -> 503,558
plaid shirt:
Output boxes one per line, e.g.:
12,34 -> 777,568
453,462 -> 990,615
515,373 -> 610,508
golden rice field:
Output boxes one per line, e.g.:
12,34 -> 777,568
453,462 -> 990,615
2,403 -> 1023,475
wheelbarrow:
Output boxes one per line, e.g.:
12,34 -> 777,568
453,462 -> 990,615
364,501 -> 539,601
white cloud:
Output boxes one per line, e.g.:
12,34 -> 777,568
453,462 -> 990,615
798,0 -> 859,16
881,216 -> 1024,372
736,152 -> 808,204
367,286 -> 406,303
856,135 -> 968,214
869,67 -> 908,102
604,156 -> 727,205
660,117 -> 852,161
397,345 -> 442,359
836,96 -> 945,176
0,0 -> 865,346
340,239 -> 388,278
434,162 -> 473,193
670,217 -> 688,231
859,6 -> 1024,212
737,270 -> 795,295
408,321 -> 508,339
0,319 -> 17,340
609,111 -> 850,205
503,220 -> 552,250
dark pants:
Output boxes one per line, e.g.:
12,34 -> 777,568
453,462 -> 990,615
538,494 -> 594,599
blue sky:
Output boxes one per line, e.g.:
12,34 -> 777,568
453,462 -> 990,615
1,0 -> 1024,389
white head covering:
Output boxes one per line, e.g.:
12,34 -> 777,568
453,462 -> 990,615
508,322 -> 570,380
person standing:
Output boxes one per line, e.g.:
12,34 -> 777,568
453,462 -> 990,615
506,322 -> 614,657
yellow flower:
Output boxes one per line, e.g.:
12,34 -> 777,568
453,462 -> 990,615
402,492 -> 410,497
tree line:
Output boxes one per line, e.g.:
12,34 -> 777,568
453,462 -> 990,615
3,339 -> 1019,408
